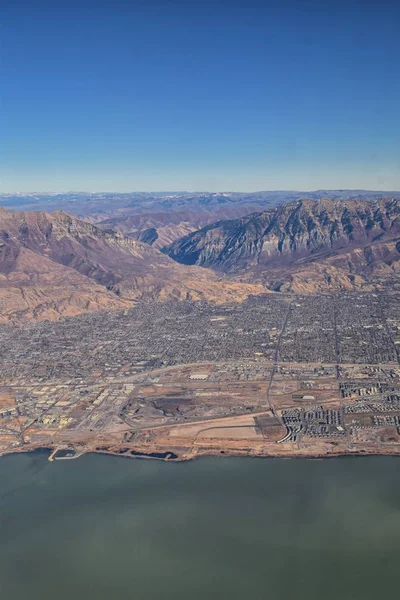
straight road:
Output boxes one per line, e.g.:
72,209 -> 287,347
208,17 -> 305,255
266,301 -> 292,428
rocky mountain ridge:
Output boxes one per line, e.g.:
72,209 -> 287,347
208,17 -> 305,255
162,198 -> 400,292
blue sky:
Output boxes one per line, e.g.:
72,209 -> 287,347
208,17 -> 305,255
1,0 -> 399,192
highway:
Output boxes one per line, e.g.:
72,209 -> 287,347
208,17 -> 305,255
266,301 -> 292,440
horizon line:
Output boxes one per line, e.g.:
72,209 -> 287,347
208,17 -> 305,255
1,188 -> 400,196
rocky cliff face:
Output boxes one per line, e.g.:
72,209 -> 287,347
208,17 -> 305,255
163,198 -> 399,268
162,198 -> 400,292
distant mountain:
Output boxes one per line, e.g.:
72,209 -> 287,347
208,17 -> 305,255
3,190 -> 399,251
0,208 -> 264,322
162,198 -> 400,293
97,205 -> 267,248
2,189 -> 399,216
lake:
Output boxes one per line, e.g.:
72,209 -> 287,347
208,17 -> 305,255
1,451 -> 400,600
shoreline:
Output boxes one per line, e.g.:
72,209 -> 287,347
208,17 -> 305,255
2,444 -> 400,462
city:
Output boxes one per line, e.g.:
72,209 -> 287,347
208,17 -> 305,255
0,291 -> 399,461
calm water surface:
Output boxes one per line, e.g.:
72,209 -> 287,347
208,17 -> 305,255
1,451 -> 400,600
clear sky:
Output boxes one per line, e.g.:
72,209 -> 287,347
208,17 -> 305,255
1,0 -> 399,192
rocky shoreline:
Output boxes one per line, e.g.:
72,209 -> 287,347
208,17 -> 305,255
3,443 -> 400,463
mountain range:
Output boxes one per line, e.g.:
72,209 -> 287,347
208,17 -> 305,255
163,198 -> 400,293
0,196 -> 399,322
0,208 -> 264,323
3,190 -> 400,254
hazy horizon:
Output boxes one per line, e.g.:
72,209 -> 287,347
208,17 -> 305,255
2,187 -> 400,196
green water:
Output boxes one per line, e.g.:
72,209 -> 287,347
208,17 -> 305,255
1,452 -> 400,600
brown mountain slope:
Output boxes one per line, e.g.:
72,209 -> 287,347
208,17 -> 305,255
241,237 -> 400,293
163,198 -> 400,292
0,208 -> 265,322
0,246 -> 132,323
